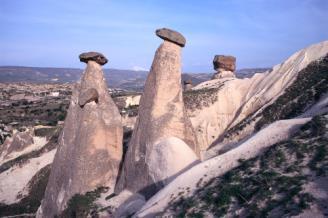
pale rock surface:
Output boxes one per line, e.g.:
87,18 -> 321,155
0,128 -> 48,164
136,118 -> 311,217
0,134 -> 48,165
115,192 -> 146,218
78,87 -> 99,107
106,138 -> 198,217
147,137 -> 199,186
37,60 -> 123,217
189,40 -> 328,153
116,37 -> 199,198
203,93 -> 328,159
0,149 -> 56,204
96,190 -> 145,218
211,70 -> 236,79
115,94 -> 141,109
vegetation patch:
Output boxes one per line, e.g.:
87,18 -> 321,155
183,87 -> 222,111
221,54 -> 328,143
59,187 -> 108,218
255,54 -> 328,130
0,99 -> 69,127
34,126 -> 58,138
165,114 -> 328,217
0,164 -> 51,217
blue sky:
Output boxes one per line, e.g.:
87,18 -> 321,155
0,0 -> 327,72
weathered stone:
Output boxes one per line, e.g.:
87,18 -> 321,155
213,55 -> 236,71
78,88 -> 99,107
37,60 -> 123,217
115,38 -> 199,199
79,51 -> 108,65
0,128 -> 34,158
184,79 -> 193,90
211,70 -> 236,80
156,28 -> 186,47
115,192 -> 146,218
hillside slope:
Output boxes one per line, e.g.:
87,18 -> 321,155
136,117 -> 311,217
185,40 -> 328,155
143,114 -> 328,217
0,41 -> 327,217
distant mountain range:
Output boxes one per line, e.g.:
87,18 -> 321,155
0,66 -> 269,91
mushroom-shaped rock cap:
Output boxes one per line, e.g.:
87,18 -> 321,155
156,28 -> 186,47
79,52 -> 108,66
213,55 -> 236,72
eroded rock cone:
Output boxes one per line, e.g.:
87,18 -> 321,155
37,54 -> 123,217
116,29 -> 199,199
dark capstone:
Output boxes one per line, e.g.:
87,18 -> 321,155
184,79 -> 193,85
79,52 -> 108,65
78,88 -> 99,107
155,28 -> 186,47
213,55 -> 236,71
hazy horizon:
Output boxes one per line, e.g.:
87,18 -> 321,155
1,0 -> 327,72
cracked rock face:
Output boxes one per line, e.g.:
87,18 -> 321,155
37,58 -> 123,217
116,30 -> 199,199
79,51 -> 108,65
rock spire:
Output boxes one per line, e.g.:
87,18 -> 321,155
37,52 -> 123,217
116,28 -> 199,199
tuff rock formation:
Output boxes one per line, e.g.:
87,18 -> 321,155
0,128 -> 34,162
135,40 -> 328,218
212,55 -> 236,79
116,28 -> 199,198
187,41 -> 328,154
184,79 -> 193,91
0,129 -> 33,156
37,53 -> 123,217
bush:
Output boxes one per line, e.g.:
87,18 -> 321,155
59,187 -> 108,218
